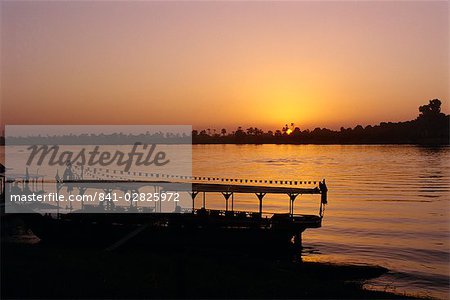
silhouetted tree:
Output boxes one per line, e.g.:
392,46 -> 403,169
235,127 -> 245,137
419,99 -> 442,118
254,128 -> 263,136
292,127 -> 301,137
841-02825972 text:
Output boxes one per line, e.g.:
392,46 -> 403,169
9,192 -> 180,203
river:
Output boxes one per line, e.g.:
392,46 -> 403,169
192,144 -> 450,299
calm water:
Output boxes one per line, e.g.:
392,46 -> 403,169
192,145 -> 450,299
2,145 -> 449,298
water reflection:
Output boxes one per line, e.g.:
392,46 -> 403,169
193,145 -> 449,299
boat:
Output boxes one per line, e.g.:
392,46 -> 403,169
2,164 -> 328,253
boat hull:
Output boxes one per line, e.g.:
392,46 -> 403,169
20,213 -> 315,252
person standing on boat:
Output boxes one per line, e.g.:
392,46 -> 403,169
319,179 -> 328,204
63,161 -> 75,209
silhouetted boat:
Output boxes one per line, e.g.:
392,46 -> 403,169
20,209 -> 323,252
2,166 -> 328,252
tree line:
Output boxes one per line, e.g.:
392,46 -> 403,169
1,99 -> 448,145
192,99 -> 449,145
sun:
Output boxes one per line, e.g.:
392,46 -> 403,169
286,129 -> 293,135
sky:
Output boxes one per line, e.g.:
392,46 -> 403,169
1,1 -> 448,131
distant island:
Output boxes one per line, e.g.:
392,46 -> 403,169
1,99 -> 448,145
193,99 -> 449,145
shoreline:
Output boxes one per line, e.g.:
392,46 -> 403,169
1,241 -> 424,299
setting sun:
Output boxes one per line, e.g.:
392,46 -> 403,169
286,129 -> 293,135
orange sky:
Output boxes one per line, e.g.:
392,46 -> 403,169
1,1 -> 448,131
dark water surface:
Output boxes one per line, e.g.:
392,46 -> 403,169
193,145 -> 450,299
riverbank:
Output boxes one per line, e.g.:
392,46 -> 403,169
1,241 -> 422,299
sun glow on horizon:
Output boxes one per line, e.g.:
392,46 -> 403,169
1,1 -> 448,128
